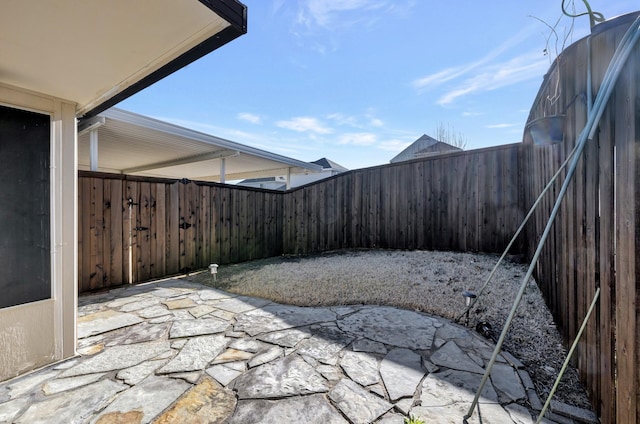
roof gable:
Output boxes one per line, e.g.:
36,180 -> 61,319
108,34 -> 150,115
390,134 -> 461,163
311,157 -> 349,171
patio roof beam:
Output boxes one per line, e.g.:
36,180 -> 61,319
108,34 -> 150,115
77,116 -> 106,137
122,149 -> 239,174
192,166 -> 311,182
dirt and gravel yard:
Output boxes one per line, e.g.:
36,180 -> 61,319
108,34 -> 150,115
187,248 -> 592,410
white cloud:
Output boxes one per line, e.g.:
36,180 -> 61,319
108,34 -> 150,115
297,0 -> 388,29
338,132 -> 377,146
412,66 -> 468,91
326,113 -> 358,127
290,1 -> 414,55
437,52 -> 549,105
486,123 -> 519,129
237,112 -> 262,124
412,20 -> 550,105
276,116 -> 333,134
326,111 -> 385,129
412,21 -> 538,92
377,139 -> 411,152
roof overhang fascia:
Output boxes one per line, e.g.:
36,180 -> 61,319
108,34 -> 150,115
194,166 -> 313,182
78,1 -> 247,120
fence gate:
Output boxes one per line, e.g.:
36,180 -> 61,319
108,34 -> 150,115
125,179 -> 187,284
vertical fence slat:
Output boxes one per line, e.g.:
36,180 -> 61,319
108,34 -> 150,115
614,52 -> 638,424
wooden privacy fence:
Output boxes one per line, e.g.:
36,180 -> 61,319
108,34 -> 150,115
78,174 -> 283,290
522,12 -> 640,423
283,144 -> 522,254
78,143 -> 523,292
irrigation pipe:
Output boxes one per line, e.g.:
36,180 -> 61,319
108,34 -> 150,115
458,31 -> 595,324
465,15 -> 640,421
455,141 -> 580,324
456,85 -> 589,323
535,287 -> 600,424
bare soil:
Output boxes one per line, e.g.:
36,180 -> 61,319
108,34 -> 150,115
186,248 -> 593,410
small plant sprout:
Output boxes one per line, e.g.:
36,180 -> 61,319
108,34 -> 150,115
404,414 -> 425,424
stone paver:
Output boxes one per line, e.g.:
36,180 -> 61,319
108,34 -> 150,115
0,277 -> 559,423
0,397 -> 28,423
248,346 -> 283,368
231,394 -> 348,424
234,304 -> 335,335
169,317 -> 229,338
90,375 -> 190,424
232,354 -> 329,399
162,298 -> 196,310
296,325 -> 353,364
154,376 -> 236,423
15,379 -> 127,424
492,362 -> 527,402
116,359 -> 168,385
337,307 -> 438,349
352,338 -> 387,354
329,378 -> 393,424
256,327 -> 310,347
340,350 -> 380,386
430,340 -> 486,374
76,310 -> 144,338
96,322 -> 171,347
61,340 -> 170,377
379,348 -> 424,401
158,335 -> 227,374
214,296 -> 272,314
42,373 -> 105,395
206,364 -> 244,386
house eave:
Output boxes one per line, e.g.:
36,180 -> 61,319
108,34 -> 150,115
80,1 -> 247,120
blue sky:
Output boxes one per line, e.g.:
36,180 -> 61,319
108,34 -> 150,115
119,1 -> 637,170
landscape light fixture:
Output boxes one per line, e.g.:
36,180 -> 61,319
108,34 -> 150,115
209,264 -> 219,281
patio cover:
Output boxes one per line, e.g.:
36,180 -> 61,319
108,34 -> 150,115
78,108 -> 323,182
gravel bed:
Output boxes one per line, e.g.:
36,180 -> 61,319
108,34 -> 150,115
187,248 -> 593,410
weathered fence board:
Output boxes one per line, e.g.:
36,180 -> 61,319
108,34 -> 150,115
522,12 -> 640,422
78,142 -> 522,291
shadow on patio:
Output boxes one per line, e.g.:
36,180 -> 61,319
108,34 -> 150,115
1,278 -> 541,423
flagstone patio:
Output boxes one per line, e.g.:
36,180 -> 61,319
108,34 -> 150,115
0,278 -> 566,423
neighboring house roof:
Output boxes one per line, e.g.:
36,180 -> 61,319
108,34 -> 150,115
77,108 -> 323,181
390,134 -> 462,163
311,158 -> 349,172
1,0 -> 247,119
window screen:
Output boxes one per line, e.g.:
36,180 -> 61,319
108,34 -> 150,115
0,105 -> 51,308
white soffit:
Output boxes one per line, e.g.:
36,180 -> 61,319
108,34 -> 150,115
78,108 -> 323,180
0,0 -> 246,117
